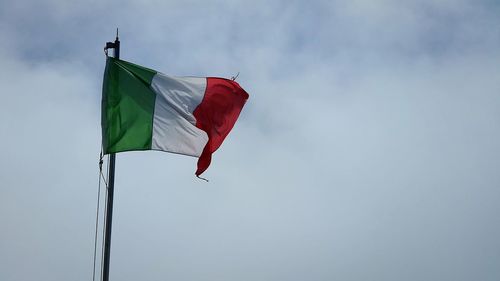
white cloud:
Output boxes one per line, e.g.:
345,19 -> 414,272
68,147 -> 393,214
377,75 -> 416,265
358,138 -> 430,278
1,1 -> 500,280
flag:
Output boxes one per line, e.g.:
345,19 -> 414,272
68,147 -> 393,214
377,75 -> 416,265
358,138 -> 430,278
101,57 -> 249,176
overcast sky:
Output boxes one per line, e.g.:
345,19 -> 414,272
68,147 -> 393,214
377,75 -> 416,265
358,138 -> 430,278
1,1 -> 500,281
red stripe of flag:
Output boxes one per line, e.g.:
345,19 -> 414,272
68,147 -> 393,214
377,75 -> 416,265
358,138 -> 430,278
193,78 -> 249,176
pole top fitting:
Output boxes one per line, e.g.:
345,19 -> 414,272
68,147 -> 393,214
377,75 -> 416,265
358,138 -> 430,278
105,42 -> 116,49
104,28 -> 120,56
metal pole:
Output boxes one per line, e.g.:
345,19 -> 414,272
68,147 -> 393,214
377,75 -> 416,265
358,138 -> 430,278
102,30 -> 119,281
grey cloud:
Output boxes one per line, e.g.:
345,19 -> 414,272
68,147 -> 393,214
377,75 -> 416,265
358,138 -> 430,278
1,1 -> 500,281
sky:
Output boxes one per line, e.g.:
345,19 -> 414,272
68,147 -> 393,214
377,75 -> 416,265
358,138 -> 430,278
1,0 -> 500,280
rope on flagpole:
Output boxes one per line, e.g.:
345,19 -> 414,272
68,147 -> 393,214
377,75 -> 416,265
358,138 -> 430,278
231,72 -> 240,81
92,151 -> 107,281
99,153 -> 108,187
196,175 -> 209,182
100,154 -> 111,280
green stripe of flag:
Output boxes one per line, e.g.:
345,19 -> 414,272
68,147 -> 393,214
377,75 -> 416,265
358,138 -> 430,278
101,57 -> 158,154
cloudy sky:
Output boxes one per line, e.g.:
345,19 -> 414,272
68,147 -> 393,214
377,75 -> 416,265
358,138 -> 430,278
1,0 -> 500,280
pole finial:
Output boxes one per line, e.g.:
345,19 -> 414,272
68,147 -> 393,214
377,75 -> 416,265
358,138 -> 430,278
116,28 -> 119,40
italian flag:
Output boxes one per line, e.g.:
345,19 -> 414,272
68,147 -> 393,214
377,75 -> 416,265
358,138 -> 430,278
101,57 -> 249,176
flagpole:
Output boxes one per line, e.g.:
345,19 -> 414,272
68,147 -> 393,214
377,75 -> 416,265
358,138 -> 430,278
102,30 -> 119,281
